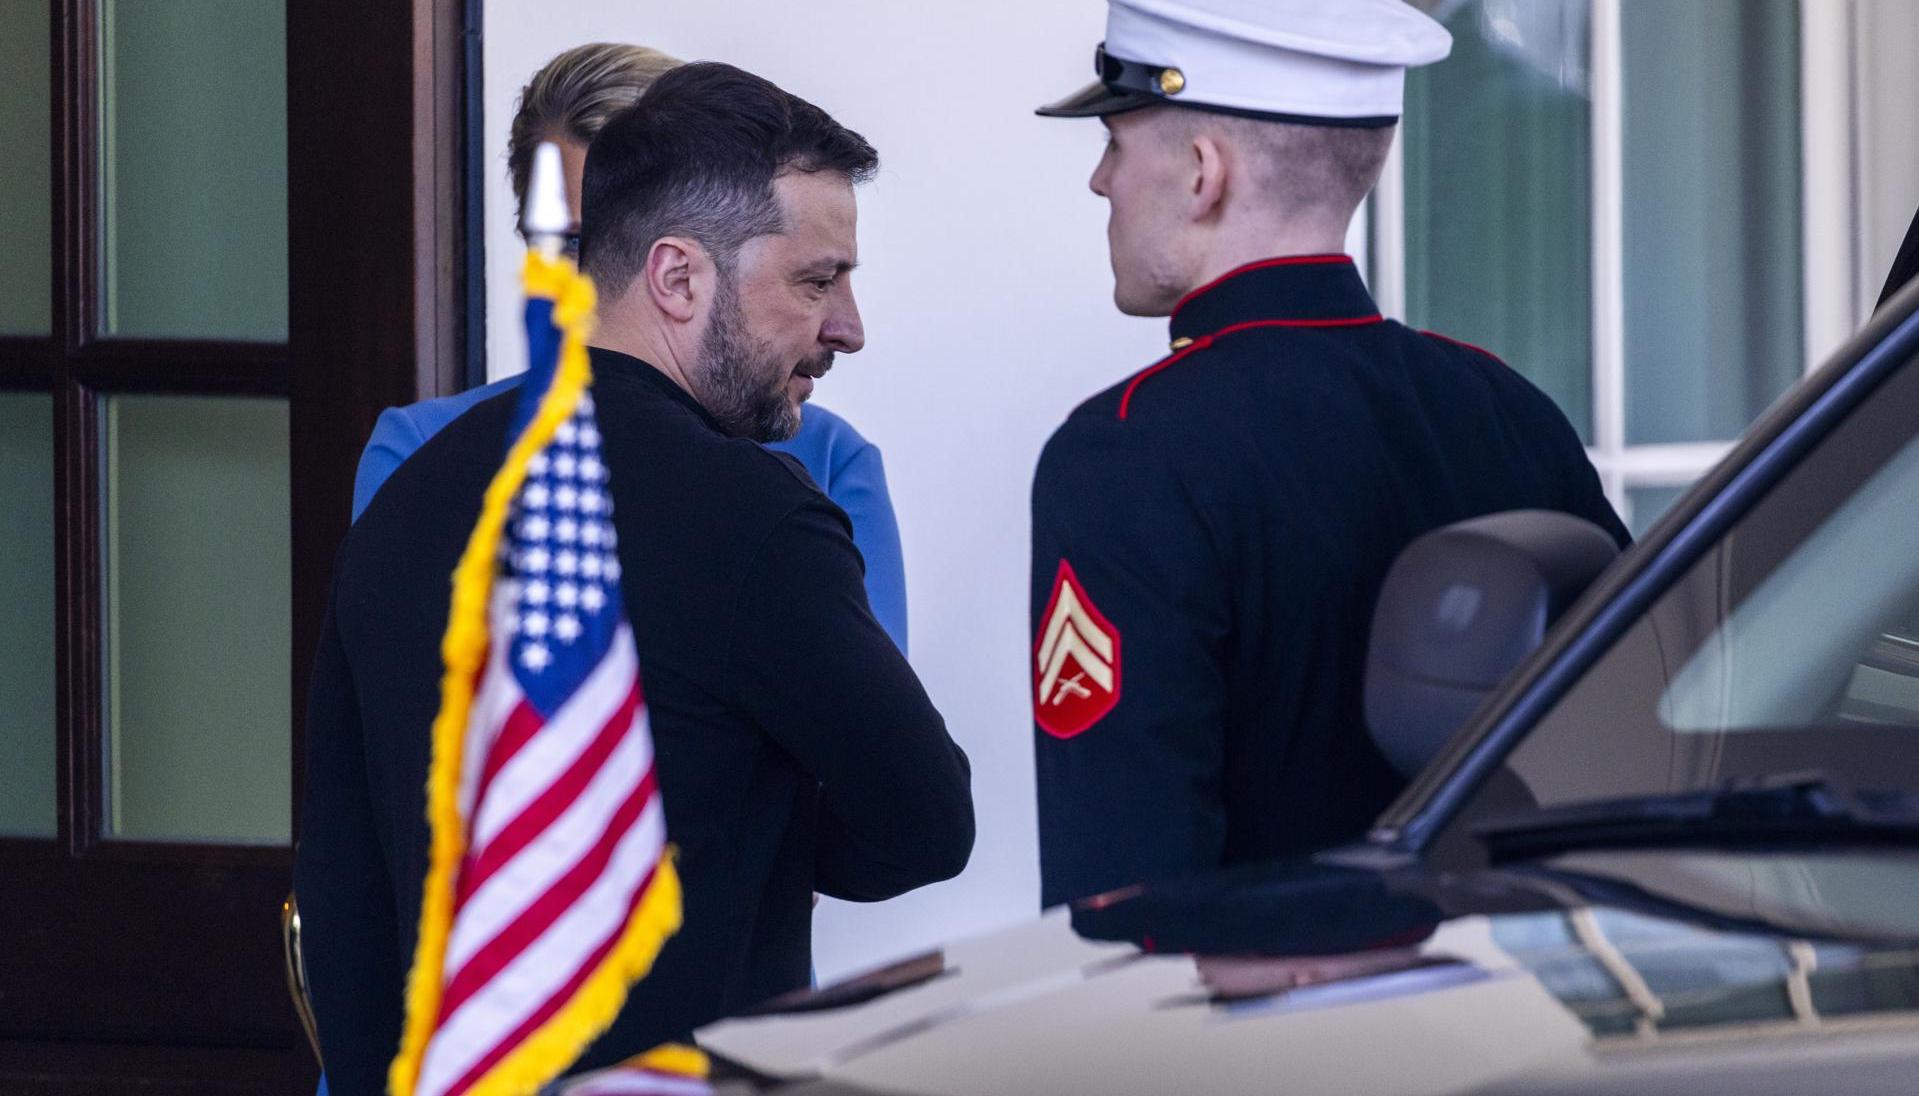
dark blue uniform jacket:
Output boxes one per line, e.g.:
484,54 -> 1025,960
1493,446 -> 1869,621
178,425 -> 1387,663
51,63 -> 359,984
1031,256 -> 1628,908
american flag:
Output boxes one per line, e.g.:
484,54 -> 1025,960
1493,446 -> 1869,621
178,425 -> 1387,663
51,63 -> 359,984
392,245 -> 682,1096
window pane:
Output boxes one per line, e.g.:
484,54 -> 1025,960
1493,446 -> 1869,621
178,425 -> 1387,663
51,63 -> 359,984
97,0 -> 286,341
0,393 -> 56,838
1622,0 -> 1802,444
103,395 -> 289,844
0,0 -> 51,336
1404,0 -> 1593,441
1625,482 -> 1688,538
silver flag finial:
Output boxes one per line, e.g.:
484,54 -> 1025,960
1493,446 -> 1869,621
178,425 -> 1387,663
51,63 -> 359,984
524,141 -> 571,249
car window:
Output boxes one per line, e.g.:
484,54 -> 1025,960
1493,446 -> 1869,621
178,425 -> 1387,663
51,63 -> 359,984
1468,350 -> 1919,816
1661,422 -> 1919,732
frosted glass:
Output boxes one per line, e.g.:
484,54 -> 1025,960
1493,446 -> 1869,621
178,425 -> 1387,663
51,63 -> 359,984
0,393 -> 56,838
98,0 -> 287,341
0,0 -> 52,336
103,395 -> 290,844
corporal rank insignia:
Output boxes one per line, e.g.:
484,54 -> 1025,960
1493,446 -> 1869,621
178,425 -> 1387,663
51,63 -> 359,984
1034,560 -> 1120,739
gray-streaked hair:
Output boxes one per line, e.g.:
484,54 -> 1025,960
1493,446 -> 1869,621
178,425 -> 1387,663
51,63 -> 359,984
580,62 -> 879,300
505,43 -> 683,219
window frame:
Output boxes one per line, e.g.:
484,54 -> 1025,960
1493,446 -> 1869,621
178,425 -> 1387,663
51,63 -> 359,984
1368,0 -> 1866,533
0,0 -> 291,868
0,0 -> 472,1088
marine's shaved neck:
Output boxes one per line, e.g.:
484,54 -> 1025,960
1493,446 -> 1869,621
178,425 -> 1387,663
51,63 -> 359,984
1150,109 -> 1393,290
1186,213 -> 1353,294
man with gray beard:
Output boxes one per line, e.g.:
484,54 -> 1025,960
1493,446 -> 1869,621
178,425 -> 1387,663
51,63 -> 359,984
294,62 -> 974,1095
581,64 -> 857,446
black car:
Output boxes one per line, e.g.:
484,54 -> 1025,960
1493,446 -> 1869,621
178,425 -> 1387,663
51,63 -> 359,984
684,266 -> 1919,1094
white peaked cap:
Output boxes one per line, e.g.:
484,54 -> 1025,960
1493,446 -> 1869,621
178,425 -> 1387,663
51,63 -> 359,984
1039,0 -> 1453,126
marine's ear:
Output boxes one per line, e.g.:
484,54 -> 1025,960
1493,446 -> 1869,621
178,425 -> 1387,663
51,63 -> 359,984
1187,131 -> 1229,224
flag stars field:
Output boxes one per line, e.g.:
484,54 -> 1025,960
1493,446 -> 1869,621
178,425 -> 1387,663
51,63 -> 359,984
504,402 -> 623,678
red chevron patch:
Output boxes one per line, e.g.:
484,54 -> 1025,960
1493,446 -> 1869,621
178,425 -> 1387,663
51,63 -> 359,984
1034,560 -> 1121,739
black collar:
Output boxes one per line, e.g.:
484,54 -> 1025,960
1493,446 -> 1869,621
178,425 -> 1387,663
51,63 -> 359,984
1167,255 -> 1383,346
588,345 -> 727,435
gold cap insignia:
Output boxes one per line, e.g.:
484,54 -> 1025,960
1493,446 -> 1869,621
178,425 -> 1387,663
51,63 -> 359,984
1158,67 -> 1186,96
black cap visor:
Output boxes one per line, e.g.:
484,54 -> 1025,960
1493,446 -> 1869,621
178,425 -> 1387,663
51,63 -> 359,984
1036,79 -> 1158,119
1037,44 -> 1170,118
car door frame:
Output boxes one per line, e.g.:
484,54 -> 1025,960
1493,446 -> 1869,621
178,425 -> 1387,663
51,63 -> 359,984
1371,277 -> 1919,854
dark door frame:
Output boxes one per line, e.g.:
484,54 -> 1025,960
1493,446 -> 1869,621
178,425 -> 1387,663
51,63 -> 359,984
0,0 -> 476,1091
288,0 -> 476,834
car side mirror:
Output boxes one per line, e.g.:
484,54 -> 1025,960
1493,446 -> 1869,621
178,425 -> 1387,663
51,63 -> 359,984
1365,510 -> 1620,780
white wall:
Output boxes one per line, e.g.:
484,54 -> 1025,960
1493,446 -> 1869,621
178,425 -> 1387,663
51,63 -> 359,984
483,0 -> 1166,980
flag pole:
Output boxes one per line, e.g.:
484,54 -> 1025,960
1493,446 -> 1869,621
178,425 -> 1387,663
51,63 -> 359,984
522,141 -> 572,258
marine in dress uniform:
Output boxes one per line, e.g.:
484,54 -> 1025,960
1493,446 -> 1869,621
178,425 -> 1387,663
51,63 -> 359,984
1029,0 -> 1630,908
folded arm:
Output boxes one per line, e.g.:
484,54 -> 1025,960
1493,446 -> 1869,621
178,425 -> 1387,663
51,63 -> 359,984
731,500 -> 974,902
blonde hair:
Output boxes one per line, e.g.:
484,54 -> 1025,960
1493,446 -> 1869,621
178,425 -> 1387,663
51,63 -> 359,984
506,43 -> 683,218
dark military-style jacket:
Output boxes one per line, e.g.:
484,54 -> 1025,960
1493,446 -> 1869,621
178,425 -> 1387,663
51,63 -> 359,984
1030,255 -> 1628,908
297,349 -> 974,1095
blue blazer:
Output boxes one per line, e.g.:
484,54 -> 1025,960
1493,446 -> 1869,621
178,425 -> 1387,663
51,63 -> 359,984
351,375 -> 909,653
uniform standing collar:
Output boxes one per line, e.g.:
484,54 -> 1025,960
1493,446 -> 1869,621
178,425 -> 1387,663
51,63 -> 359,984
1168,255 -> 1382,346
587,345 -> 728,435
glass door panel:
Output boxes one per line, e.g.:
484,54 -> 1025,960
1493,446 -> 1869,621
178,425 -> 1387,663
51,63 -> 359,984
0,0 -> 52,336
97,0 -> 287,341
101,394 -> 290,844
0,393 -> 57,838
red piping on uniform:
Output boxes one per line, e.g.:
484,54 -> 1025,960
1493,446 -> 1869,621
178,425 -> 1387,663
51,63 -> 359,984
1170,254 -> 1354,317
1419,329 -> 1508,366
1118,314 -> 1384,420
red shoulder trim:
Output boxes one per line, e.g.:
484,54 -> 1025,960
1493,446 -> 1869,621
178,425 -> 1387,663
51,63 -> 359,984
1171,254 -> 1355,317
1118,315 -> 1384,420
1117,342 -> 1211,421
1420,330 -> 1510,368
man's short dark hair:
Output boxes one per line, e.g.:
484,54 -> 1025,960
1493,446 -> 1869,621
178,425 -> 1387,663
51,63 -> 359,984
580,62 -> 879,297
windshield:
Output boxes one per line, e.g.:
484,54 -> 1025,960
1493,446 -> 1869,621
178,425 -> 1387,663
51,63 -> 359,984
1450,349 -> 1919,832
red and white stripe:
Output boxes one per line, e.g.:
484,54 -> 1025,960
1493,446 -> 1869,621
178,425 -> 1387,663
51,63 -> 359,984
414,615 -> 666,1096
